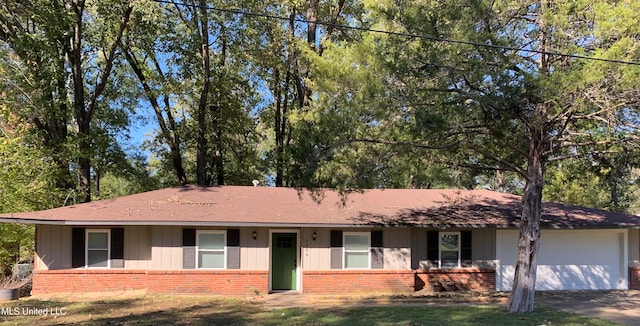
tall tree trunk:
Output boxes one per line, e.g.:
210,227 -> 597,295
610,160 -> 621,210
94,169 -> 101,198
196,0 -> 211,186
272,0 -> 345,187
506,3 -> 553,312
213,104 -> 224,185
507,105 -> 547,313
212,24 -> 227,186
272,10 -> 297,187
300,0 -> 317,109
274,67 -> 283,187
306,0 -> 317,50
273,67 -> 291,187
124,50 -> 188,185
32,98 -> 73,192
69,1 -> 132,202
51,71 -> 73,191
69,0 -> 91,203
77,148 -> 92,202
495,170 -> 504,192
2,0 -> 130,201
36,52 -> 73,192
158,58 -> 188,185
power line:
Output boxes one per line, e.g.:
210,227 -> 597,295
152,0 -> 640,67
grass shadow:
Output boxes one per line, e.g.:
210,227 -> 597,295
0,295 -> 621,326
259,305 -> 620,326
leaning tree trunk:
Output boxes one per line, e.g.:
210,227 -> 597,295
196,0 -> 211,186
506,119 -> 546,313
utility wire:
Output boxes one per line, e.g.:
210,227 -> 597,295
152,0 -> 640,67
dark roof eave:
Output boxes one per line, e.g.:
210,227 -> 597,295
0,217 -> 381,228
2,217 -> 636,229
0,217 -> 514,228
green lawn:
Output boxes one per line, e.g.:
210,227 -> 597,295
0,295 -> 621,326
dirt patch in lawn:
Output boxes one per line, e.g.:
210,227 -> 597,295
0,293 -> 264,325
265,290 -> 510,309
0,291 -> 623,326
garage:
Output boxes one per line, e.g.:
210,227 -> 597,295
496,229 -> 628,291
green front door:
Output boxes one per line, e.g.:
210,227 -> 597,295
272,233 -> 297,290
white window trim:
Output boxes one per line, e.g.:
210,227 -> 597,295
196,230 -> 227,269
439,231 -> 461,269
343,232 -> 371,269
86,229 -> 110,269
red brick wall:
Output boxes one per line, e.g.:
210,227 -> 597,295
630,267 -> 640,290
415,269 -> 495,291
302,270 -> 415,294
32,270 -> 269,296
33,269 -> 495,295
145,271 -> 268,295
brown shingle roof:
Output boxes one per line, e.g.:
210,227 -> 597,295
1,185 -> 639,228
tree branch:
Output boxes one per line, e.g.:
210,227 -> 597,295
339,138 -> 459,150
318,0 -> 346,57
467,144 -> 528,178
86,5 -> 133,125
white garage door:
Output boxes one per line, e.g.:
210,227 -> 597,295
496,229 -> 628,291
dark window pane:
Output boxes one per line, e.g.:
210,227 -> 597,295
87,250 -> 108,267
88,232 -> 108,249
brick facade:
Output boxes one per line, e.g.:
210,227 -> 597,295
302,270 -> 416,294
630,267 -> 640,290
414,269 -> 495,291
32,270 -> 269,296
32,269 -> 495,295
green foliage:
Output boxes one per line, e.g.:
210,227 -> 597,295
544,162 -> 610,210
0,111 -> 62,275
93,153 -> 159,200
545,148 -> 640,214
120,0 -> 267,186
0,224 -> 34,275
0,126 -> 62,212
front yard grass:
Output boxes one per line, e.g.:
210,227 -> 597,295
0,295 -> 621,326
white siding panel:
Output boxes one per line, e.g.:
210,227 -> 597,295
472,228 -> 496,265
124,226 -> 151,269
496,229 -> 628,291
151,226 -> 182,269
35,225 -> 71,270
383,228 -> 411,270
240,228 -> 269,270
302,229 -> 331,270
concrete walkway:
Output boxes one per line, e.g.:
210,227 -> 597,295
265,290 -> 640,325
536,290 -> 640,326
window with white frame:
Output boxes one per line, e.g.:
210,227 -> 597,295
197,231 -> 226,269
439,232 -> 460,268
86,229 -> 110,268
343,232 -> 370,269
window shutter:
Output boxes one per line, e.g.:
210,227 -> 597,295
71,227 -> 85,268
110,228 -> 124,268
461,230 -> 472,267
330,230 -> 343,269
426,231 -> 439,267
227,229 -> 240,269
182,228 -> 196,269
370,230 -> 384,269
